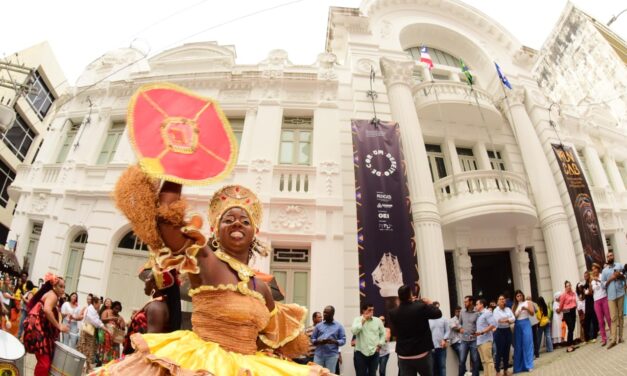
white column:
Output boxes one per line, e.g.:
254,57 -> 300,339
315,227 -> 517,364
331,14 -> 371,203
444,138 -> 462,174
248,104 -> 282,165
238,107 -> 257,164
498,88 -> 579,292
511,245 -> 532,296
381,57 -> 450,315
454,246 -> 473,304
583,146 -> 610,188
604,154 -> 626,193
474,142 -> 491,170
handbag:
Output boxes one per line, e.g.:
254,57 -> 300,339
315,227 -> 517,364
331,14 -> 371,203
82,322 -> 95,336
112,327 -> 125,344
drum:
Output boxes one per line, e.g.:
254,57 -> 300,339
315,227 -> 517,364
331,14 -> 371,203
49,341 -> 86,376
0,330 -> 25,376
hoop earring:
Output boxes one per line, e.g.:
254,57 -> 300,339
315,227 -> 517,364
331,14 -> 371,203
150,289 -> 156,298
211,237 -> 220,250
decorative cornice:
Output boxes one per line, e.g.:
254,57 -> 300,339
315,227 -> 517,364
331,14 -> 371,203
380,57 -> 415,89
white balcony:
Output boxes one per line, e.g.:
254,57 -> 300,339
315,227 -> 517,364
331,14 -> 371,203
433,170 -> 537,228
272,165 -> 316,198
412,81 -> 502,126
590,186 -> 616,211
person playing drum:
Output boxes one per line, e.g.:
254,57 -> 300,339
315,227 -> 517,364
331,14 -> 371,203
22,273 -> 69,376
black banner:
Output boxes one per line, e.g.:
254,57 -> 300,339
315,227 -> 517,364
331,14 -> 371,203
552,144 -> 605,269
351,119 -> 418,316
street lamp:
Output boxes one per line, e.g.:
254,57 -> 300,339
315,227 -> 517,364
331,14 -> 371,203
607,8 -> 627,26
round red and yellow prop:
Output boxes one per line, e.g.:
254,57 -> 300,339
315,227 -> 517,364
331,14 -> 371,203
127,83 -> 237,185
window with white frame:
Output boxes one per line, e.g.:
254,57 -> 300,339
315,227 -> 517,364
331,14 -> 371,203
25,222 -> 42,275
26,71 -> 55,119
488,150 -> 506,171
1,112 -> 36,162
270,248 -> 310,307
426,144 -> 448,182
0,159 -> 16,207
118,231 -> 149,252
406,47 -> 466,69
65,232 -> 88,293
279,117 -> 312,165
96,122 -> 125,165
457,147 -> 478,172
56,120 -> 81,163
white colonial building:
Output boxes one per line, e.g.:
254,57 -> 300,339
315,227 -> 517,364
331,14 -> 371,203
6,1 -> 627,373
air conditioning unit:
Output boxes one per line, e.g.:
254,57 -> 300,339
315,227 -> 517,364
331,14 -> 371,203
0,104 -> 15,133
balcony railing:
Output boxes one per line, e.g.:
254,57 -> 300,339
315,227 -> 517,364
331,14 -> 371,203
433,170 -> 536,226
434,170 -> 529,201
412,81 -> 497,113
273,165 -> 316,196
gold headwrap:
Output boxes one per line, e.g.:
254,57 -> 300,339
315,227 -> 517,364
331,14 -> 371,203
208,185 -> 263,234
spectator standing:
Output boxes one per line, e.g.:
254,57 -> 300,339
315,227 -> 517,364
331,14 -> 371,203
312,305 -> 346,372
352,302 -> 385,376
297,311 -> 321,364
457,295 -> 480,376
378,316 -> 391,376
22,273 -> 70,376
17,280 -> 36,340
551,292 -> 563,347
582,271 -> 599,343
492,295 -> 515,375
448,306 -> 462,361
535,297 -> 553,353
77,295 -> 110,373
512,290 -> 534,373
475,299 -> 496,376
389,285 -> 441,376
527,296 -> 540,358
557,281 -> 577,352
60,292 -> 82,348
123,269 -> 182,355
590,263 -> 611,346
429,301 -> 450,376
601,250 -> 625,349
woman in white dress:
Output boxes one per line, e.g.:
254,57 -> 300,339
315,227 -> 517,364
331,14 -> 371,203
551,292 -> 563,347
61,292 -> 82,348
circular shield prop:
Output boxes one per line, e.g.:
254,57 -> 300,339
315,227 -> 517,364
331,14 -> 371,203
127,82 -> 238,185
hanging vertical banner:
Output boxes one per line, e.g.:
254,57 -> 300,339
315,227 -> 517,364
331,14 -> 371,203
552,144 -> 605,269
351,119 -> 418,316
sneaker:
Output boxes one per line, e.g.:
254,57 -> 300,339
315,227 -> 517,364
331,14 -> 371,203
588,339 -> 596,343
601,341 -> 607,346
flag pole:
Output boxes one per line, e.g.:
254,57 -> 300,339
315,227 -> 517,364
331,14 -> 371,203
471,88 -> 506,186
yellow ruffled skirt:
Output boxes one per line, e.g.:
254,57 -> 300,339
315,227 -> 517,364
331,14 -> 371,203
93,330 -> 330,376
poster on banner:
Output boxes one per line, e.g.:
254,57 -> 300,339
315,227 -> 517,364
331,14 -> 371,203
552,144 -> 605,269
351,119 -> 418,316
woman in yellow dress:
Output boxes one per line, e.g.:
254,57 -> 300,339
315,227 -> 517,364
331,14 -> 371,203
96,166 -> 331,375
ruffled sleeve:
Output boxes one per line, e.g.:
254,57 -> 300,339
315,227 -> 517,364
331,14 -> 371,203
258,302 -> 310,359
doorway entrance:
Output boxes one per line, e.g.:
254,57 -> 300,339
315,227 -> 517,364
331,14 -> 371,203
471,251 -> 514,303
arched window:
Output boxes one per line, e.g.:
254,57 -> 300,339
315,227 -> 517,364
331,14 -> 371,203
118,231 -> 149,251
65,230 -> 88,293
405,46 -> 467,69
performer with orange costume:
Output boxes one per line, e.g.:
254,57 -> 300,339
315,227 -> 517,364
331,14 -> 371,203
95,83 -> 332,375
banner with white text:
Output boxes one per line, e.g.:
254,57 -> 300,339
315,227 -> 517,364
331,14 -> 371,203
351,119 -> 418,316
552,144 -> 605,269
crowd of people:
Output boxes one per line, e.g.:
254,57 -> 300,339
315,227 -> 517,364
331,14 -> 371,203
0,267 -> 180,375
298,249 -> 627,376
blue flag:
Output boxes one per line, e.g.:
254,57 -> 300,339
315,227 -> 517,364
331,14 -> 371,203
495,62 -> 512,89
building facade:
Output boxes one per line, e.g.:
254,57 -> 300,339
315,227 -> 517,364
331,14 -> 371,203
6,1 -> 627,373
0,42 -> 66,248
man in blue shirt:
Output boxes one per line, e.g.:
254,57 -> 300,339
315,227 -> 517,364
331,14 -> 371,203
601,250 -> 625,348
429,301 -> 450,376
311,305 -> 346,371
475,298 -> 496,376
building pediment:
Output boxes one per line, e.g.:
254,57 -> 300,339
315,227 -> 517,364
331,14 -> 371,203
150,42 -> 236,68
